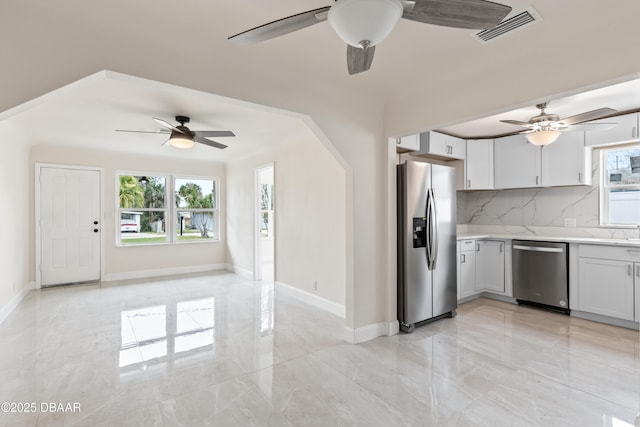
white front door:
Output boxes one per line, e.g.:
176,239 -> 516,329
40,167 -> 101,286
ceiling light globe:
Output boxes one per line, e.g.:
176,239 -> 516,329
168,131 -> 194,149
526,130 -> 561,146
328,0 -> 403,47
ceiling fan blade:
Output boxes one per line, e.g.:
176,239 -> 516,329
347,44 -> 376,75
194,130 -> 236,138
500,119 -> 533,127
228,6 -> 331,45
194,135 -> 228,149
559,108 -> 617,126
403,0 -> 512,30
152,117 -> 186,134
115,129 -> 169,134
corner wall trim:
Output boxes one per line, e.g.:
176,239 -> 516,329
342,320 -> 399,344
102,264 -> 227,282
225,264 -> 253,280
274,281 -> 345,319
0,281 -> 35,325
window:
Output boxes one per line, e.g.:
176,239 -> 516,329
117,173 -> 219,245
175,177 -> 218,242
601,145 -> 640,226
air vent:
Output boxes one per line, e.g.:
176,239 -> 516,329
474,7 -> 541,43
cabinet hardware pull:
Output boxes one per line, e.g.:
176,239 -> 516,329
633,127 -> 637,139
578,172 -> 581,182
476,243 -> 480,251
536,176 -> 539,185
500,243 -> 504,253
467,179 -> 471,188
396,138 -> 401,144
628,264 -> 632,276
461,254 -> 466,263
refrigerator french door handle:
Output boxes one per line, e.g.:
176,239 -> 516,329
429,188 -> 438,270
425,190 -> 433,268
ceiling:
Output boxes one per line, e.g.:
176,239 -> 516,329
1,72 -> 318,163
2,0 -> 640,157
439,77 -> 640,139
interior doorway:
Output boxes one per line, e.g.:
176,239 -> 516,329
254,164 -> 275,282
37,165 -> 102,287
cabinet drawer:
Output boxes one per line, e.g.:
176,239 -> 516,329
459,239 -> 475,251
579,244 -> 640,263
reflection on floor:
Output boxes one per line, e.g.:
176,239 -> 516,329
0,271 -> 638,426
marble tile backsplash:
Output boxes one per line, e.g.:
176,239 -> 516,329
456,154 -> 638,239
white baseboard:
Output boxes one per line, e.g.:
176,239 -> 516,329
0,281 -> 35,325
275,281 -> 345,318
225,264 -> 253,280
342,320 -> 399,344
102,264 -> 227,282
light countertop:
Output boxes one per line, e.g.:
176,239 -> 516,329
457,232 -> 640,247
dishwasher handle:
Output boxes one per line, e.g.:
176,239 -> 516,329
513,244 -> 564,253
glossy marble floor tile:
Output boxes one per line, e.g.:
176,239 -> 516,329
0,272 -> 638,426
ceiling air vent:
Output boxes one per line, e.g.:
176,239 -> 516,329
474,7 -> 541,43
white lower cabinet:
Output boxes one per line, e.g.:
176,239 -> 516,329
578,258 -> 635,321
476,240 -> 506,293
457,239 -> 506,300
577,244 -> 640,322
459,243 -> 476,299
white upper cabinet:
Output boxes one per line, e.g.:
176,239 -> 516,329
584,112 -> 639,147
541,132 -> 592,187
393,134 -> 420,152
420,131 -> 466,160
494,134 -> 541,189
465,139 -> 494,190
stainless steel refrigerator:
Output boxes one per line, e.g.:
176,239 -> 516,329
397,160 -> 457,332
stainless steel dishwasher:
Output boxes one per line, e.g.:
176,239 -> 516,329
512,240 -> 569,313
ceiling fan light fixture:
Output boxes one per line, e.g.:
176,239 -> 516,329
526,129 -> 561,146
168,130 -> 194,149
328,0 -> 403,47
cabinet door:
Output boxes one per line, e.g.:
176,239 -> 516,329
541,132 -> 591,186
578,258 -> 635,321
476,240 -> 505,293
459,251 -> 476,298
466,139 -> 494,189
494,134 -> 541,189
394,134 -> 420,151
420,132 -> 466,160
585,113 -> 639,147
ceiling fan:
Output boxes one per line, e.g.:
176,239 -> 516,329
228,0 -> 512,75
500,103 -> 618,146
116,116 -> 235,149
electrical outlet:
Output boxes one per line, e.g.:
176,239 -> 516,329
564,218 -> 577,228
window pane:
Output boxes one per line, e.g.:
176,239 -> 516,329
120,211 -> 166,244
119,175 -> 166,208
176,211 -> 216,241
175,178 -> 216,209
605,148 -> 640,186
609,189 -> 640,225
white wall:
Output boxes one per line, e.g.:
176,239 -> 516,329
227,139 -> 347,306
0,123 -> 31,318
30,145 -> 227,281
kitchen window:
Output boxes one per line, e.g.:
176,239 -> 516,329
600,145 -> 640,226
117,173 -> 219,245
